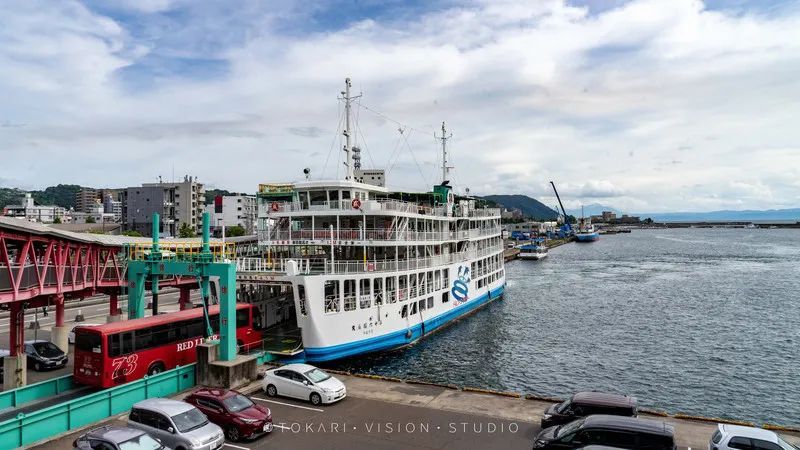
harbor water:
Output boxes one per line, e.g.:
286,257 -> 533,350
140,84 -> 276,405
329,228 -> 800,426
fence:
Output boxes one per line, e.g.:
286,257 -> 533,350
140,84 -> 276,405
0,364 -> 196,450
0,374 -> 76,411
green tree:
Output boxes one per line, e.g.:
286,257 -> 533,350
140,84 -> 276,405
121,230 -> 143,237
225,225 -> 246,237
53,217 -> 62,224
85,216 -> 96,223
178,222 -> 195,238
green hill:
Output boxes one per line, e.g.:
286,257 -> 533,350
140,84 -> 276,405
0,184 -> 82,209
482,194 -> 559,220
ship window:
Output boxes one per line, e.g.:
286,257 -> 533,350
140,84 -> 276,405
328,190 -> 339,201
442,292 -> 449,303
374,278 -> 383,305
297,285 -> 307,316
400,305 -> 408,318
310,191 -> 326,205
426,271 -> 433,294
427,297 -> 434,309
398,275 -> 408,301
410,302 -> 417,315
359,279 -> 371,309
409,274 -> 418,298
299,192 -> 309,209
342,190 -> 351,200
418,299 -> 426,312
443,270 -> 449,288
324,280 -> 340,314
386,276 -> 397,303
344,280 -> 356,311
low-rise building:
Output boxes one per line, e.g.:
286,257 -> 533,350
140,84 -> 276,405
2,193 -> 67,223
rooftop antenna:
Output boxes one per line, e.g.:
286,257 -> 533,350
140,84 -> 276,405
435,122 -> 454,184
340,78 -> 362,181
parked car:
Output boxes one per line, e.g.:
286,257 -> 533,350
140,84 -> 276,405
185,387 -> 272,441
69,323 -> 101,344
25,339 -> 68,371
541,392 -> 638,428
262,363 -> 346,405
532,415 -> 676,449
73,425 -> 166,450
128,398 -> 224,450
710,424 -> 800,450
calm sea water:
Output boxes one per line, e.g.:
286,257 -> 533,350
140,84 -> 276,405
329,228 -> 800,426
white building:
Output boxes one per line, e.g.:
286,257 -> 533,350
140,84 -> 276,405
204,194 -> 257,235
2,193 -> 66,223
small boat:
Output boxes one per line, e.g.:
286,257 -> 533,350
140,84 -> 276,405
575,207 -> 599,242
519,238 -> 548,260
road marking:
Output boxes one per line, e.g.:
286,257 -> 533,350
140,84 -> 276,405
224,444 -> 250,450
253,397 -> 325,412
272,424 -> 292,430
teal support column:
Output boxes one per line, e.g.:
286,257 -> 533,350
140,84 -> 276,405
128,264 -> 146,319
202,212 -> 210,254
151,214 -> 160,315
218,262 -> 237,361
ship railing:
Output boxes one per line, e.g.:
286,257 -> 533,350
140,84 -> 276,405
260,227 -> 502,243
235,257 -> 313,274
260,198 -> 450,217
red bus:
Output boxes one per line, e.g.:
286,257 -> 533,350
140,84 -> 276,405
74,304 -> 263,388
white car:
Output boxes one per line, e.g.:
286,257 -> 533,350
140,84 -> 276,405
68,323 -> 101,344
710,424 -> 800,450
262,363 -> 346,406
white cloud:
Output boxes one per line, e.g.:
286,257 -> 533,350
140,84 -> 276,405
1,0 -> 799,212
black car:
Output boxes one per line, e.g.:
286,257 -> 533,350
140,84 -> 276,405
25,340 -> 68,371
73,425 -> 165,450
542,392 -> 638,429
532,415 -> 676,450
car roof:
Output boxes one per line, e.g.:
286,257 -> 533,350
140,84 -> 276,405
24,339 -> 51,344
721,424 -> 778,442
86,425 -> 146,442
134,398 -> 194,416
571,392 -> 637,408
191,387 -> 238,400
0,349 -> 9,357
583,415 -> 674,436
277,363 -> 316,373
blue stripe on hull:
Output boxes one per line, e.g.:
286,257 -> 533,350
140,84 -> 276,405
575,233 -> 599,242
303,284 -> 506,362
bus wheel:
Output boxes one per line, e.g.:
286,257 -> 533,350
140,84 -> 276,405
266,384 -> 277,397
147,363 -> 165,376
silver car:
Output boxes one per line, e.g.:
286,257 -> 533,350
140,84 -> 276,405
128,398 -> 224,450
710,424 -> 800,450
73,425 -> 166,450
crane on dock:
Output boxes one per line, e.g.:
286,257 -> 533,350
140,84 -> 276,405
550,181 -> 573,236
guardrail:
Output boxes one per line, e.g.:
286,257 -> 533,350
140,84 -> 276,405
0,364 -> 196,450
0,374 -> 76,411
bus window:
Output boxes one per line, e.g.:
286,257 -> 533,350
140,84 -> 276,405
76,332 -> 101,354
236,309 -> 249,328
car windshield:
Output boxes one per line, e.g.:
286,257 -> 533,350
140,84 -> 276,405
222,394 -> 254,413
119,433 -> 163,450
778,437 -> 800,450
304,368 -> 331,383
171,408 -> 208,433
32,342 -> 62,357
556,418 -> 585,438
556,401 -> 570,414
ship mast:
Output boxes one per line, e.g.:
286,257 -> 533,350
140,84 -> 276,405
436,122 -> 453,184
341,78 -> 361,181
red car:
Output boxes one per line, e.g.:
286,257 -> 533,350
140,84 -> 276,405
185,388 -> 272,441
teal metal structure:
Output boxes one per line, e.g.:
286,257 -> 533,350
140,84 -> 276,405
127,212 -> 237,361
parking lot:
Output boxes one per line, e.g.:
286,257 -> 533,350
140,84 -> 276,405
31,373 -> 800,449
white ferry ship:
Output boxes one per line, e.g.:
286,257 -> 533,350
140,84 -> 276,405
238,79 -> 506,362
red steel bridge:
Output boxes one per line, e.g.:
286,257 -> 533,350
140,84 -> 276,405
0,217 -> 254,387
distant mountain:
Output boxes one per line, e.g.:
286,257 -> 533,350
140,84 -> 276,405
639,208 -> 800,223
0,184 -> 81,209
481,195 -> 559,220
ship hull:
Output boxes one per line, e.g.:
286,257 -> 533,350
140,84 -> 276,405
575,232 -> 599,242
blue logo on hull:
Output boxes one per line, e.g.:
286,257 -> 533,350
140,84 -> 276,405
451,266 -> 470,304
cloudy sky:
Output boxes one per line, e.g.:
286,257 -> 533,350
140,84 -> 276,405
1,0 -> 799,212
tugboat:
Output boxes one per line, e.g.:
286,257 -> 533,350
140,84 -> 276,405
519,238 -> 548,260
